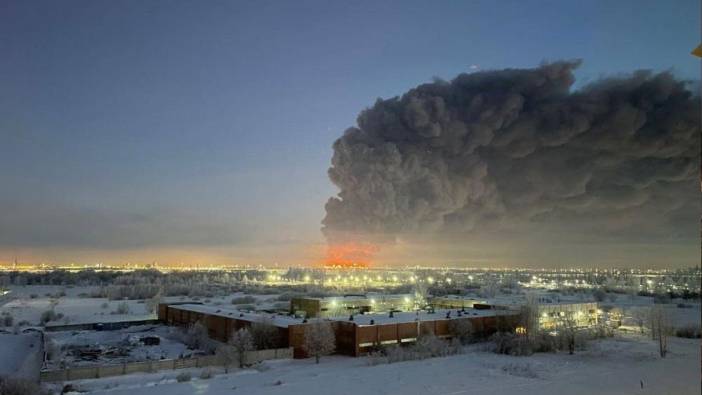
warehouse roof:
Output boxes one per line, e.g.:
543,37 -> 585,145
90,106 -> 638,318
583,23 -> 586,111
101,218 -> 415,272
329,308 -> 507,326
164,303 -> 513,328
167,303 -> 304,328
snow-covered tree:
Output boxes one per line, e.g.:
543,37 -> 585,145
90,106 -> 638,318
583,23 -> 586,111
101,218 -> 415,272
447,318 -> 473,344
184,321 -> 213,353
649,306 -> 671,358
630,307 -> 647,334
145,291 -> 162,314
557,311 -> 578,354
250,318 -> 281,350
303,320 -> 335,363
520,293 -> 540,341
215,344 -> 238,373
229,327 -> 254,368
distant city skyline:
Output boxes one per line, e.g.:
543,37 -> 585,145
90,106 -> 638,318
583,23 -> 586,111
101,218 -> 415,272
1,0 -> 699,268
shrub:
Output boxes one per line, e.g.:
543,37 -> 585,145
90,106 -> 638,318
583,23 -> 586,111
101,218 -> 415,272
112,302 -> 130,315
231,296 -> 257,305
199,369 -> 213,380
490,332 -> 532,356
447,318 -> 473,344
184,322 -> 214,353
385,345 -> 407,364
675,325 -> 701,338
501,363 -> 538,379
414,333 -> 451,359
366,350 -> 388,366
372,336 -> 460,365
40,309 -> 57,324
250,318 -> 281,350
175,372 -> 191,382
0,376 -> 48,395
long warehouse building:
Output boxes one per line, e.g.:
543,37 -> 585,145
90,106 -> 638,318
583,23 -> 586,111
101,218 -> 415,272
158,303 -> 519,358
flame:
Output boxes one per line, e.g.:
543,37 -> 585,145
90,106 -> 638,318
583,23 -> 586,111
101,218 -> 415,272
323,242 -> 379,268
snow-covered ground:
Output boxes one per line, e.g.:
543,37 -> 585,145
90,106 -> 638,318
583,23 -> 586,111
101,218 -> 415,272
0,332 -> 43,380
0,285 -> 283,327
53,334 -> 700,395
46,325 -> 192,369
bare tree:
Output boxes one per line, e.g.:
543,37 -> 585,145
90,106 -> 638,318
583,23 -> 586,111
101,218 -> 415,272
303,319 -> 336,363
229,327 -> 255,368
413,280 -> 429,308
520,294 -> 540,342
250,318 -> 281,350
145,291 -> 162,314
447,318 -> 473,344
630,307 -> 647,334
558,312 -> 578,355
184,321 -> 214,353
649,306 -> 671,358
215,343 -> 239,373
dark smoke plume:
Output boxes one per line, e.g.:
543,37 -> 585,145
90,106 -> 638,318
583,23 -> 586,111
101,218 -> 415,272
322,61 -> 699,247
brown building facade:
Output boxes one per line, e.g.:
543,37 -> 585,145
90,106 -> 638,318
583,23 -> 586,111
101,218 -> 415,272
159,303 -> 519,359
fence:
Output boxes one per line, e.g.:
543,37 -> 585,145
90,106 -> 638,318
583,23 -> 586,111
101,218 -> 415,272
39,347 -> 293,382
44,319 -> 160,332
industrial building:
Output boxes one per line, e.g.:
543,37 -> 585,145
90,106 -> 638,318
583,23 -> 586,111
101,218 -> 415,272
290,293 -> 418,318
429,295 -> 487,310
481,295 -> 601,329
428,294 -> 602,329
535,302 -> 600,329
158,302 -> 519,358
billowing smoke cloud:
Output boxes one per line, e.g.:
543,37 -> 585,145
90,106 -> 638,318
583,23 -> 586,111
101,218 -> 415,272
322,61 -> 699,250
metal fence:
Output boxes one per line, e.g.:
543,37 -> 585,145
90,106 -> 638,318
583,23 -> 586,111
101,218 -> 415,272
39,347 -> 293,382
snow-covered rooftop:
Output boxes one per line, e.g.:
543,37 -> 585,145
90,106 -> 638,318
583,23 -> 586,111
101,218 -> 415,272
297,293 -> 415,302
329,308 -> 503,326
483,293 -> 597,308
167,303 -> 507,328
169,303 -> 304,328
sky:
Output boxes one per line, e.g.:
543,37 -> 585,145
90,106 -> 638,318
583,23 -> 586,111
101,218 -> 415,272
0,0 -> 699,268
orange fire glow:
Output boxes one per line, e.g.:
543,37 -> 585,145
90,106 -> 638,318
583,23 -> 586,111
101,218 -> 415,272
323,242 -> 379,268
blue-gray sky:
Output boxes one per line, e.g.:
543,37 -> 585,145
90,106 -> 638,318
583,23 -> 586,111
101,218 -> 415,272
0,0 -> 699,267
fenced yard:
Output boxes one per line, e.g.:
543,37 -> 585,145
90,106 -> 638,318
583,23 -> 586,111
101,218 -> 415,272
40,347 -> 293,382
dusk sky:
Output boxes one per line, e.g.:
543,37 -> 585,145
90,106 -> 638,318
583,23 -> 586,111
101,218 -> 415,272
1,0 -> 699,268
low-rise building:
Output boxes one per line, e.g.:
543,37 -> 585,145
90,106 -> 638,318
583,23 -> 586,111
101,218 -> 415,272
482,295 -> 600,329
158,302 -> 520,358
430,295 -> 486,310
536,302 -> 599,329
290,293 -> 417,318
